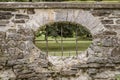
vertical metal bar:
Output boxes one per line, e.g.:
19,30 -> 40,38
76,25 -> 78,56
61,26 -> 63,56
54,52 -> 56,56
69,51 -> 71,57
45,26 -> 48,56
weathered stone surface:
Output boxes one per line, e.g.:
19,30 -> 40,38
87,57 -> 109,64
12,19 -> 25,23
93,70 -> 120,79
15,14 -> 29,19
92,10 -> 111,16
101,37 -> 118,47
0,2 -> 120,80
116,19 -> 120,24
0,12 -> 13,19
0,69 -> 16,80
0,20 -> 9,26
0,31 -> 6,39
111,47 -> 120,57
27,9 -> 35,14
101,20 -> 114,24
87,69 -> 98,75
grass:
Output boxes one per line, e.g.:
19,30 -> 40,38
115,75 -> 120,80
36,36 -> 91,41
35,40 -> 92,56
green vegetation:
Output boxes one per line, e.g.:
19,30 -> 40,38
35,40 -> 92,51
36,22 -> 92,43
35,40 -> 92,56
35,22 -> 92,56
115,75 -> 120,80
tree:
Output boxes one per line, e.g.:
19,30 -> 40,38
36,22 -> 92,43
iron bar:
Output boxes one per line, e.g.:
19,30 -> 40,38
75,26 -> 78,56
45,25 -> 48,56
54,52 -> 56,56
61,26 -> 63,56
69,51 -> 71,57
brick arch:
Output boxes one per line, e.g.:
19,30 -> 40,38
25,9 -> 107,36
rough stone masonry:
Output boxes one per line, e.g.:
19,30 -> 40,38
0,2 -> 120,80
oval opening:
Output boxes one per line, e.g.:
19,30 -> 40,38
35,21 -> 92,56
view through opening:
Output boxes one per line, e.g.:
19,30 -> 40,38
35,22 -> 92,56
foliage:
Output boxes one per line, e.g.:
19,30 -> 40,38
36,22 -> 92,40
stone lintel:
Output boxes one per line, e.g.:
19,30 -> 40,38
0,2 -> 119,9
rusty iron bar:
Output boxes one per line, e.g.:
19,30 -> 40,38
75,26 -> 78,56
69,51 -> 71,57
45,25 -> 48,56
54,52 -> 56,56
61,26 -> 63,56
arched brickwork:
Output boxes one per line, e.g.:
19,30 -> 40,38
26,9 -> 106,36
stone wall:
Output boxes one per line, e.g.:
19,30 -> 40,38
0,2 -> 120,80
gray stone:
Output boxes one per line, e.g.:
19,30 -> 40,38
92,10 -> 111,16
0,69 -> 16,80
87,57 -> 109,64
101,20 -> 114,24
0,20 -> 9,25
87,69 -> 98,75
12,19 -> 25,23
94,70 -> 120,79
15,14 -> 29,19
111,47 -> 120,57
0,11 -> 13,19
27,9 -> 35,14
0,2 -> 120,80
101,37 -> 118,47
7,40 -> 17,48
116,19 -> 120,24
0,31 -> 6,39
88,63 -> 100,68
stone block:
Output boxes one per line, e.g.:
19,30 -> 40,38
111,47 -> 120,57
6,33 -> 26,41
93,70 -> 119,79
7,40 -> 17,48
60,70 -> 77,76
87,69 -> 98,75
27,9 -> 35,14
0,12 -> 13,19
18,73 -> 36,79
7,29 -> 16,33
110,56 -> 120,64
101,36 -> 119,47
12,19 -> 25,23
0,69 -> 16,80
116,19 -> 120,24
87,57 -> 109,64
92,10 -> 111,16
17,41 -> 26,51
88,63 -> 100,68
17,27 -> 34,37
0,20 -> 9,25
0,31 -> 6,39
15,14 -> 29,19
101,20 -> 114,24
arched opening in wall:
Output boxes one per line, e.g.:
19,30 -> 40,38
35,22 -> 92,56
